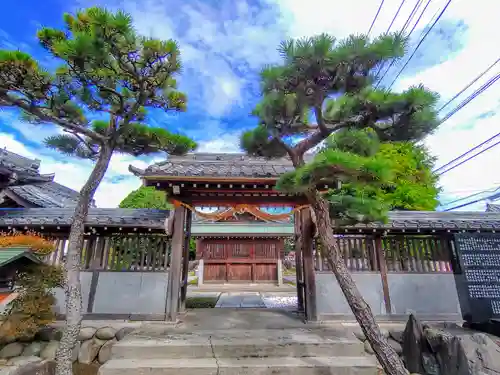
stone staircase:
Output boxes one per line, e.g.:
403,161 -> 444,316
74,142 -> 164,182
98,327 -> 381,375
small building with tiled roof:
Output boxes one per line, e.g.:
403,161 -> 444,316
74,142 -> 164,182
0,148 -> 95,208
486,203 -> 500,213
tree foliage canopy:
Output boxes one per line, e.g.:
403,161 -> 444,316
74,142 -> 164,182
119,186 -> 172,209
0,7 -> 196,159
241,33 -> 440,224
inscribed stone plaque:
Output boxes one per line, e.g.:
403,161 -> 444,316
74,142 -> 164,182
454,233 -> 500,322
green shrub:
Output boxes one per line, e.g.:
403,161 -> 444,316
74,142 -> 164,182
185,296 -> 218,308
0,264 -> 64,342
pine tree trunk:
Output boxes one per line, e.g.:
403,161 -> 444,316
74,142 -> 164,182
55,144 -> 114,375
309,194 -> 408,375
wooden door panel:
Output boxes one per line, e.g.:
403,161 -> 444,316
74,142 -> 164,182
227,264 -> 252,281
204,264 -> 226,282
254,264 -> 277,281
201,239 -> 280,283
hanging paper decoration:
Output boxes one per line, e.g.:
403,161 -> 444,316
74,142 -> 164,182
170,200 -> 309,223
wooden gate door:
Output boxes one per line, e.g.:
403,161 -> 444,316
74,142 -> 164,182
203,239 -> 279,283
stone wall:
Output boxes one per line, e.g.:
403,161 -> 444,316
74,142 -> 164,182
53,271 -> 169,320
315,272 -> 463,321
0,325 -> 134,373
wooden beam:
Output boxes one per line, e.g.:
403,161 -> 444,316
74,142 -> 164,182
301,209 -> 318,321
294,211 -> 305,314
166,206 -> 186,321
375,235 -> 392,314
180,209 -> 192,313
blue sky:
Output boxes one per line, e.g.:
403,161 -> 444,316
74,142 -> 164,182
0,0 -> 499,209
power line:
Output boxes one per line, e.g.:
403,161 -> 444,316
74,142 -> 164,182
443,189 -> 500,211
407,0 -> 433,35
368,0 -> 385,36
445,184 -> 500,194
373,0 -> 418,83
434,131 -> 500,173
386,0 -> 408,33
437,137 -> 500,176
439,73 -> 500,123
400,0 -> 422,34
441,186 -> 500,207
438,57 -> 500,112
388,0 -> 453,90
375,0 -> 433,87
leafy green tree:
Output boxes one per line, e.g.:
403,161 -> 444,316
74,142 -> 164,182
119,188 -> 198,258
241,33 -> 440,375
324,129 -> 440,216
119,186 -> 172,209
378,142 -> 440,211
0,8 -> 196,375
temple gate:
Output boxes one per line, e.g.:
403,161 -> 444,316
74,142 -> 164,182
129,152 -> 317,322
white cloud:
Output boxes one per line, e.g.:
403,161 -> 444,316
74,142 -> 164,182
274,0 -> 500,211
0,133 -> 163,208
71,0 -> 286,117
0,110 -> 63,143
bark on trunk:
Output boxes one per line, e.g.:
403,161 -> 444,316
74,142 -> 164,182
310,195 -> 408,375
55,144 -> 114,375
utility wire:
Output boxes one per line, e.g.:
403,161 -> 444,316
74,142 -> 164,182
407,0 -> 433,35
444,184 -> 500,195
434,131 -> 500,173
441,186 -> 500,207
388,0 -> 453,90
438,57 -> 500,112
430,71 -> 500,174
374,0 -> 416,83
437,138 -> 500,176
399,0 -> 422,34
375,0 -> 433,88
386,0 -> 408,33
443,189 -> 500,211
439,73 -> 500,123
368,0 -> 385,36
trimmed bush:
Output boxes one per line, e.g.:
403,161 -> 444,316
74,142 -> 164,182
185,296 -> 218,308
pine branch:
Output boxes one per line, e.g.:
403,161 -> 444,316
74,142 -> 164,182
2,93 -> 105,142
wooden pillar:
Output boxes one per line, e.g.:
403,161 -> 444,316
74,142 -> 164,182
180,209 -> 192,313
294,211 -> 305,313
166,206 -> 186,321
375,235 -> 392,314
301,208 -> 318,321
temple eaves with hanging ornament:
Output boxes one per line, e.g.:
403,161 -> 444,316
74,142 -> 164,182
128,152 -> 318,206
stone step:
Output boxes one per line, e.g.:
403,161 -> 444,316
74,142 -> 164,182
112,328 -> 366,359
99,356 -> 380,375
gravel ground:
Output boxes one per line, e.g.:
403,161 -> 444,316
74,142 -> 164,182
261,295 -> 298,310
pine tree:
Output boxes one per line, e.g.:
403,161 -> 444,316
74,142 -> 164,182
241,33 -> 440,375
0,8 -> 196,375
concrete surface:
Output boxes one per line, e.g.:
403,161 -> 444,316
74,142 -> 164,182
316,271 -> 463,321
99,310 -> 381,375
100,356 -> 380,375
112,328 -> 366,359
387,273 -> 462,319
93,272 -> 169,314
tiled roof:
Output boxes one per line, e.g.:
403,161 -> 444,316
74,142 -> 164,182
0,208 -> 170,229
0,149 -> 95,208
129,153 -> 314,179
0,148 -> 54,185
5,181 -> 87,208
349,210 -> 500,231
0,208 -> 498,232
486,203 -> 500,213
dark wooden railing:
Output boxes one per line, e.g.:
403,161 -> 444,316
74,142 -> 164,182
318,234 -> 454,273
43,233 -> 170,271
